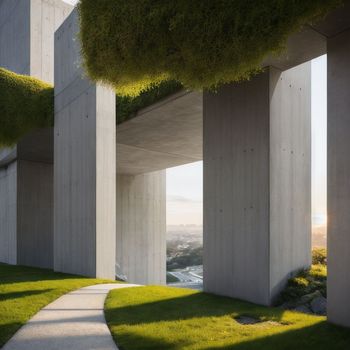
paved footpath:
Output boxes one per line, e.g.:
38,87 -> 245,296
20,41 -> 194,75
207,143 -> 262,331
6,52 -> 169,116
2,283 -> 138,350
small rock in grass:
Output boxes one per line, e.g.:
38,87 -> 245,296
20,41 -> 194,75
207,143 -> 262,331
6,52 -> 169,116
310,296 -> 327,315
234,316 -> 261,325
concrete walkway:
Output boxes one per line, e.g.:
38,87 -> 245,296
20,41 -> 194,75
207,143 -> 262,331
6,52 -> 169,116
2,283 -> 138,350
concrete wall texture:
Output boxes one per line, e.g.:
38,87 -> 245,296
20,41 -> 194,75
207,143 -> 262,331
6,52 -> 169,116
0,0 -> 72,269
54,9 -> 116,279
0,163 -> 17,265
327,28 -> 350,328
116,172 -> 166,285
17,160 -> 53,268
203,63 -> 311,305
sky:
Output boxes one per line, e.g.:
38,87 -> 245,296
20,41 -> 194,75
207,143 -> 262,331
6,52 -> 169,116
167,56 -> 327,226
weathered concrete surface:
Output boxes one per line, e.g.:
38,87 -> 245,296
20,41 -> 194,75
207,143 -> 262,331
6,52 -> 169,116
117,90 -> 202,174
327,27 -> 350,328
0,0 -> 72,82
2,283 -> 138,350
17,160 -> 53,269
54,9 -> 116,279
0,162 -> 17,265
30,0 -> 73,82
203,63 -> 311,306
269,63 -> 312,298
116,172 -> 166,285
0,0 -> 30,75
0,0 -> 72,268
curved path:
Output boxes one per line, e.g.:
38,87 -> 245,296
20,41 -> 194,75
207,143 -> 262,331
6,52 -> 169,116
2,283 -> 138,350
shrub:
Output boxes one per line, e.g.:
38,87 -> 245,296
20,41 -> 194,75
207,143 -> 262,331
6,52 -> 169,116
78,0 -> 342,96
312,248 -> 327,265
277,250 -> 327,305
0,68 -> 53,147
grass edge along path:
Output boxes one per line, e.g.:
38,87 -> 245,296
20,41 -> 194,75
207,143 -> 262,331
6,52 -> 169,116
105,285 -> 350,350
0,263 -> 115,347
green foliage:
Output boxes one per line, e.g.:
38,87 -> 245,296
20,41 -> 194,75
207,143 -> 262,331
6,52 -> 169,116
78,0 -> 341,96
117,80 -> 183,124
105,285 -> 350,350
312,248 -> 327,265
0,263 -> 113,347
167,246 -> 203,271
0,68 -> 54,147
278,250 -> 327,304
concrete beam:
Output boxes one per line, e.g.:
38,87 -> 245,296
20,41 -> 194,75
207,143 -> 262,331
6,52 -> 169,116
54,9 -> 116,279
327,28 -> 350,328
116,171 -> 166,285
203,63 -> 311,305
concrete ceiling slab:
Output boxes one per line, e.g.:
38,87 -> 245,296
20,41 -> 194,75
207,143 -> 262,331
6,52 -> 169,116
312,0 -> 350,38
117,90 -> 203,174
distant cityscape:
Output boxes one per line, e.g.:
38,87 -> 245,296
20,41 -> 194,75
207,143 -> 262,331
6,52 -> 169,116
167,223 -> 327,289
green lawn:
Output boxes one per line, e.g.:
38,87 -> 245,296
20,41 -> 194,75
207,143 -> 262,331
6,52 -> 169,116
0,263 -> 113,347
105,286 -> 350,350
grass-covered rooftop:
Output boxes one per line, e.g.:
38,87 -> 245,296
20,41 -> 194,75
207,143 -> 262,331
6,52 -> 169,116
0,1 -> 344,146
0,68 -> 53,147
78,0 -> 342,96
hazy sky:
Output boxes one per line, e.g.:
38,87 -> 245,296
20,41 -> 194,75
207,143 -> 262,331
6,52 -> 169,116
167,56 -> 327,226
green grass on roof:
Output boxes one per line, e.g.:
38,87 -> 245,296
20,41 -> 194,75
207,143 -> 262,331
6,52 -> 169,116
0,68 -> 53,147
78,0 -> 342,96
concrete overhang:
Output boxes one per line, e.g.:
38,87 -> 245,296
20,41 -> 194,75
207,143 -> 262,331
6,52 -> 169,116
1,2 -> 349,174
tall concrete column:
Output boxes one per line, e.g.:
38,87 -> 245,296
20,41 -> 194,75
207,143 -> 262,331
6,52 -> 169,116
54,9 -> 116,279
327,28 -> 350,328
203,63 -> 311,305
116,171 -> 166,285
0,0 -> 72,268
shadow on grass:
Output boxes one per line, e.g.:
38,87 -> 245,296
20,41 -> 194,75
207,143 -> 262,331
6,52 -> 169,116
112,321 -> 350,350
0,263 -> 85,285
0,322 -> 23,348
106,288 -> 350,350
0,289 -> 54,301
106,289 -> 287,326
204,321 -> 350,350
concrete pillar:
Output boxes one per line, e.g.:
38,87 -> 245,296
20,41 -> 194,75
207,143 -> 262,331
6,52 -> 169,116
54,9 -> 116,279
0,0 -> 72,268
327,28 -> 350,327
203,63 -> 311,305
0,161 -> 17,265
116,171 -> 166,285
